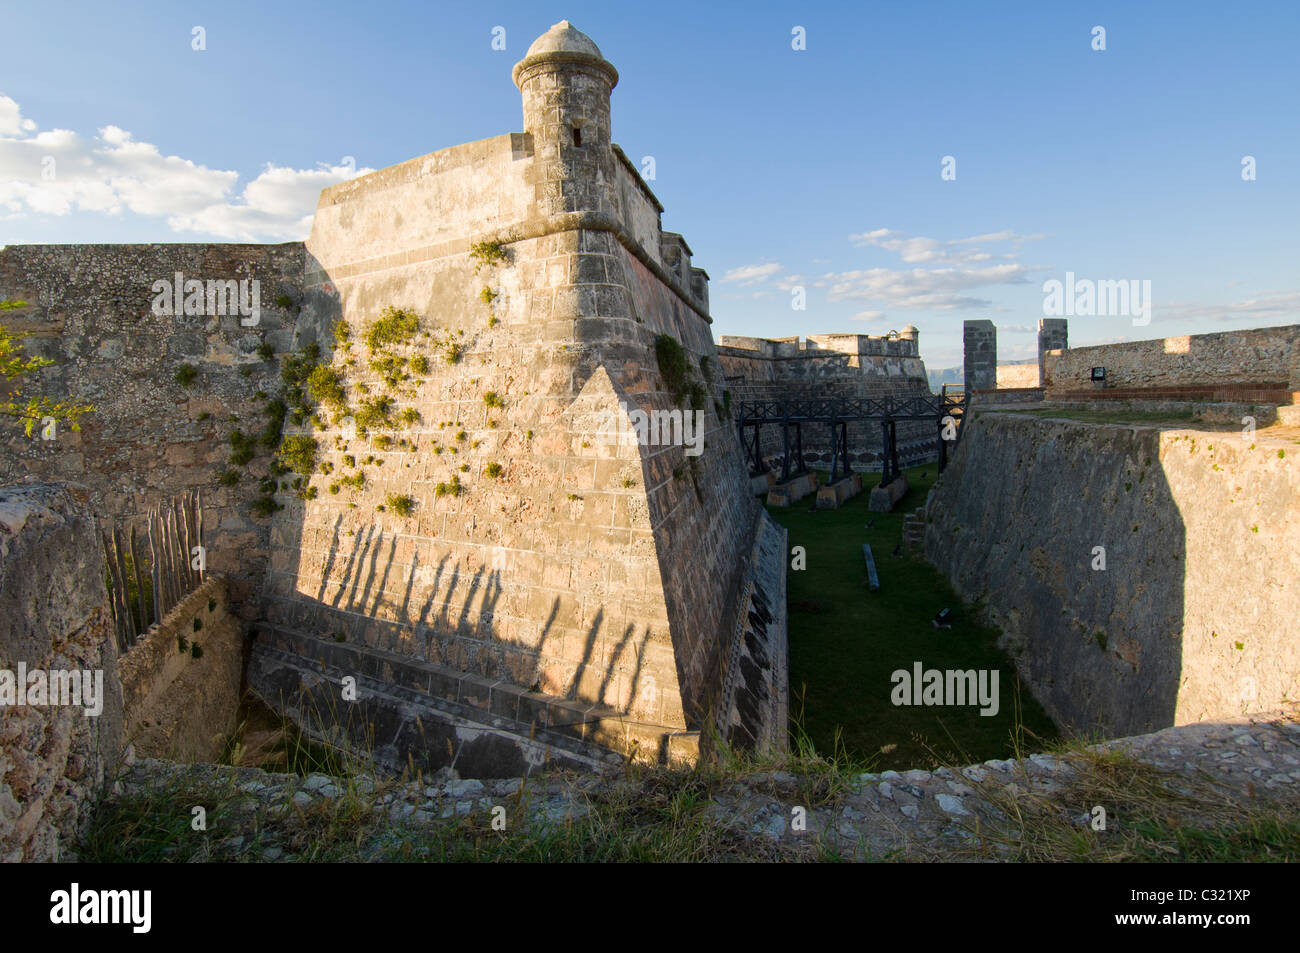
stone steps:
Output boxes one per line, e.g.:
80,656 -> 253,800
248,623 -> 697,777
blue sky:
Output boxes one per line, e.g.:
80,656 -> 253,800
2,0 -> 1297,369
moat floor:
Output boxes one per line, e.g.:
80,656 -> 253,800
769,464 -> 1059,771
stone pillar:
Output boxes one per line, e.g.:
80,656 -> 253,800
1038,318 -> 1068,388
963,319 -> 997,392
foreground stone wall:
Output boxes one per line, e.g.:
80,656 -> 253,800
0,243 -> 306,617
1044,324 -> 1300,398
925,411 -> 1300,737
118,576 -> 243,762
110,708 -> 1300,862
0,483 -> 122,862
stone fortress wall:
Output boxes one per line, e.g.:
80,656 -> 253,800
1042,323 -> 1300,402
251,21 -> 786,773
977,317 -> 1299,405
0,243 -> 305,617
717,330 -> 939,475
926,411 -> 1299,738
0,23 -> 789,776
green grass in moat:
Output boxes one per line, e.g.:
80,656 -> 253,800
766,464 -> 1059,772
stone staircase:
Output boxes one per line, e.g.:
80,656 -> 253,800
248,623 -> 698,778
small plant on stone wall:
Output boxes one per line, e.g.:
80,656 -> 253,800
307,364 -> 348,414
251,495 -> 281,518
277,433 -> 319,475
410,353 -> 430,375
435,474 -> 463,498
274,293 -> 300,314
175,363 -> 199,388
356,394 -> 396,432
216,469 -> 240,487
479,286 -> 499,305
469,240 -> 507,273
190,642 -> 203,659
365,306 -> 421,352
192,617 -> 202,633
483,391 -> 504,409
387,493 -> 417,516
177,634 -> 189,654
256,341 -> 275,361
484,462 -> 503,478
228,429 -> 256,467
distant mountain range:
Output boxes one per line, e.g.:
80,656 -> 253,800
927,366 -> 963,392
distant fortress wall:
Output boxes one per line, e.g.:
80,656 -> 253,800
717,331 -> 938,474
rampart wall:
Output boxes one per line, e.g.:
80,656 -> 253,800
925,411 -> 1300,737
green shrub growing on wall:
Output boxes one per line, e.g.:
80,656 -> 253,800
483,391 -> 504,409
228,429 -> 256,466
387,493 -> 416,516
434,474 -> 463,498
356,394 -> 395,431
365,306 -> 420,352
251,495 -> 281,518
410,354 -> 430,375
369,353 -> 408,388
307,365 -> 347,413
175,363 -> 199,388
277,434 -> 319,475
260,397 -> 288,449
484,462 -> 503,478
469,240 -> 507,272
654,335 -> 690,402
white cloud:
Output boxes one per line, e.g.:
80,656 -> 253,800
1158,291 -> 1300,325
823,263 -> 1041,311
0,92 -> 370,240
0,95 -> 38,136
720,262 -> 782,285
849,227 -> 1045,265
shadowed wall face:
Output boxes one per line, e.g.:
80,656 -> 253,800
925,412 -> 1300,737
0,483 -> 123,862
0,243 -> 306,618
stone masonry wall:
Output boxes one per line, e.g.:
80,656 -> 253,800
995,362 -> 1039,389
925,411 -> 1300,738
717,335 -> 936,476
1044,324 -> 1300,397
0,243 -> 306,618
117,576 -> 243,762
257,122 -> 769,749
0,482 -> 123,862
